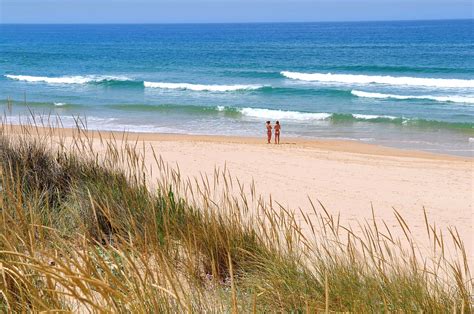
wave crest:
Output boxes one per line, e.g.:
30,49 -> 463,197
351,114 -> 397,120
239,108 -> 331,121
5,74 -> 132,85
144,81 -> 265,92
281,71 -> 474,88
351,90 -> 474,104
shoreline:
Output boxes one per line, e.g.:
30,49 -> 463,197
3,124 -> 471,162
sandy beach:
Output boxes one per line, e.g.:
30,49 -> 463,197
127,133 -> 474,261
6,125 -> 472,266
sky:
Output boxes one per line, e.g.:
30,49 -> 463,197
0,0 -> 472,24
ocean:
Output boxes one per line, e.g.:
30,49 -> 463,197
1,20 -> 473,156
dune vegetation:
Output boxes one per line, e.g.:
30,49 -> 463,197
0,120 -> 472,312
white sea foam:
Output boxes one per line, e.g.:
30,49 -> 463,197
5,74 -> 131,85
216,105 -> 226,111
351,90 -> 474,104
239,108 -> 331,121
144,81 -> 264,92
281,71 -> 474,88
238,108 -> 397,122
54,102 -> 66,106
352,114 -> 398,120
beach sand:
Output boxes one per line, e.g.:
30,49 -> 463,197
5,125 -> 473,266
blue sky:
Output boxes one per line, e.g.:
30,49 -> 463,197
1,0 -> 472,23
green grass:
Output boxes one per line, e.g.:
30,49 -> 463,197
0,121 -> 472,312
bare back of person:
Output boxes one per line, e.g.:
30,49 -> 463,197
274,121 -> 281,144
266,121 -> 272,144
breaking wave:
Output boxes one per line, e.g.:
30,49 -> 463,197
5,74 -> 266,92
143,81 -> 265,92
351,90 -> 474,104
238,108 -> 331,120
281,71 -> 474,88
5,74 -> 132,85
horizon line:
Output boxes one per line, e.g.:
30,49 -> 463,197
1,18 -> 472,25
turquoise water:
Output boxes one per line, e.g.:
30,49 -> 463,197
1,21 -> 473,155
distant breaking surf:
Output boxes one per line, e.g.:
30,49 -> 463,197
5,75 -> 266,92
281,71 -> 474,88
5,74 -> 132,85
351,90 -> 474,104
143,81 -> 265,92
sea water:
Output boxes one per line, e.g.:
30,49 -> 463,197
0,20 -> 473,156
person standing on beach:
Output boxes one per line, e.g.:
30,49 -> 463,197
274,121 -> 281,144
266,121 -> 272,144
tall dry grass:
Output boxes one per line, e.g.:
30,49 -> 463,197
0,118 -> 472,312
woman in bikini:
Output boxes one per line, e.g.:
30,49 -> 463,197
266,121 -> 272,144
274,121 -> 281,144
